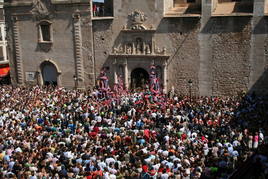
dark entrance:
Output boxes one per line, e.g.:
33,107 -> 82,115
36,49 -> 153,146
41,61 -> 58,86
131,68 -> 149,89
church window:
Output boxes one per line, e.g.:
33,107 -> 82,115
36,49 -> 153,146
38,21 -> 52,43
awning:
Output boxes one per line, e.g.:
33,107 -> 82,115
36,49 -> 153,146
0,66 -> 10,78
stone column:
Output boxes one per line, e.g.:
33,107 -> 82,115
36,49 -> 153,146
198,0 -> 212,96
163,60 -> 168,94
73,13 -> 84,88
113,58 -> 118,84
12,16 -> 24,85
249,0 -> 266,94
123,59 -> 128,89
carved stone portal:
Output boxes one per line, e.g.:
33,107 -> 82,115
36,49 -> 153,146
112,37 -> 166,56
112,10 -> 167,56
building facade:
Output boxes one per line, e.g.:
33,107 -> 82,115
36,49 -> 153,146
0,0 -> 9,84
4,0 -> 268,96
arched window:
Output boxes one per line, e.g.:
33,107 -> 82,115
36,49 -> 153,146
38,20 -> 52,43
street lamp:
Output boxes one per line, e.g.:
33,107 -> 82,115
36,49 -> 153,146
188,79 -> 193,101
73,75 -> 78,89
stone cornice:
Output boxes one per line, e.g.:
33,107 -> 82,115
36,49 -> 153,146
109,54 -> 170,59
9,10 -> 90,17
5,0 -> 89,7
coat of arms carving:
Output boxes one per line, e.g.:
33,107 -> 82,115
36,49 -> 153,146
31,0 -> 54,20
128,10 -> 148,30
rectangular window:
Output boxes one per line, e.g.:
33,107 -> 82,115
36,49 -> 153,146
93,0 -> 113,17
40,24 -> 51,42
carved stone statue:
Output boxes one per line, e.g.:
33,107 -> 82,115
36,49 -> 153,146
31,0 -> 52,19
155,47 -> 167,55
145,44 -> 151,54
163,48 -> 166,55
155,47 -> 161,54
113,44 -> 124,54
126,44 -> 132,54
128,10 -> 147,30
132,43 -> 136,54
136,38 -> 143,54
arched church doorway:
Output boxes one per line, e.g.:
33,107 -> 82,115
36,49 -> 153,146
131,68 -> 149,89
41,61 -> 58,86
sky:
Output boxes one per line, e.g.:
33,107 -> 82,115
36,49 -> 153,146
93,0 -> 105,2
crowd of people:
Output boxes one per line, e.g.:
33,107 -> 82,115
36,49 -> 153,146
0,85 -> 268,179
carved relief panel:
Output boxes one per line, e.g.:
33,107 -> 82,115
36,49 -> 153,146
112,10 -> 167,56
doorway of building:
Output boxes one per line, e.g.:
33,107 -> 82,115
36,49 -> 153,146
130,68 -> 149,89
41,61 -> 58,86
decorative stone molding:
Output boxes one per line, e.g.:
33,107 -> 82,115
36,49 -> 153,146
73,12 -> 84,83
12,16 -> 24,85
123,10 -> 154,31
112,38 -> 167,56
73,11 -> 81,21
112,10 -> 167,58
31,0 -> 54,20
40,59 -> 62,74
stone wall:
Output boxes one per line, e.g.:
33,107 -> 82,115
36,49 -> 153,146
92,20 -> 113,81
209,17 -> 251,96
157,18 -> 200,96
5,0 -> 91,88
5,0 -> 268,96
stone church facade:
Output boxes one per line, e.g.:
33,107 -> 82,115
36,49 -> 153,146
4,0 -> 268,96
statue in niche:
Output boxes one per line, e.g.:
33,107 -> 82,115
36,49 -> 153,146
113,44 -> 124,54
155,47 -> 166,55
132,43 -> 136,54
163,48 -> 166,55
136,38 -> 143,54
155,47 -> 161,54
126,44 -> 132,54
145,44 -> 151,54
